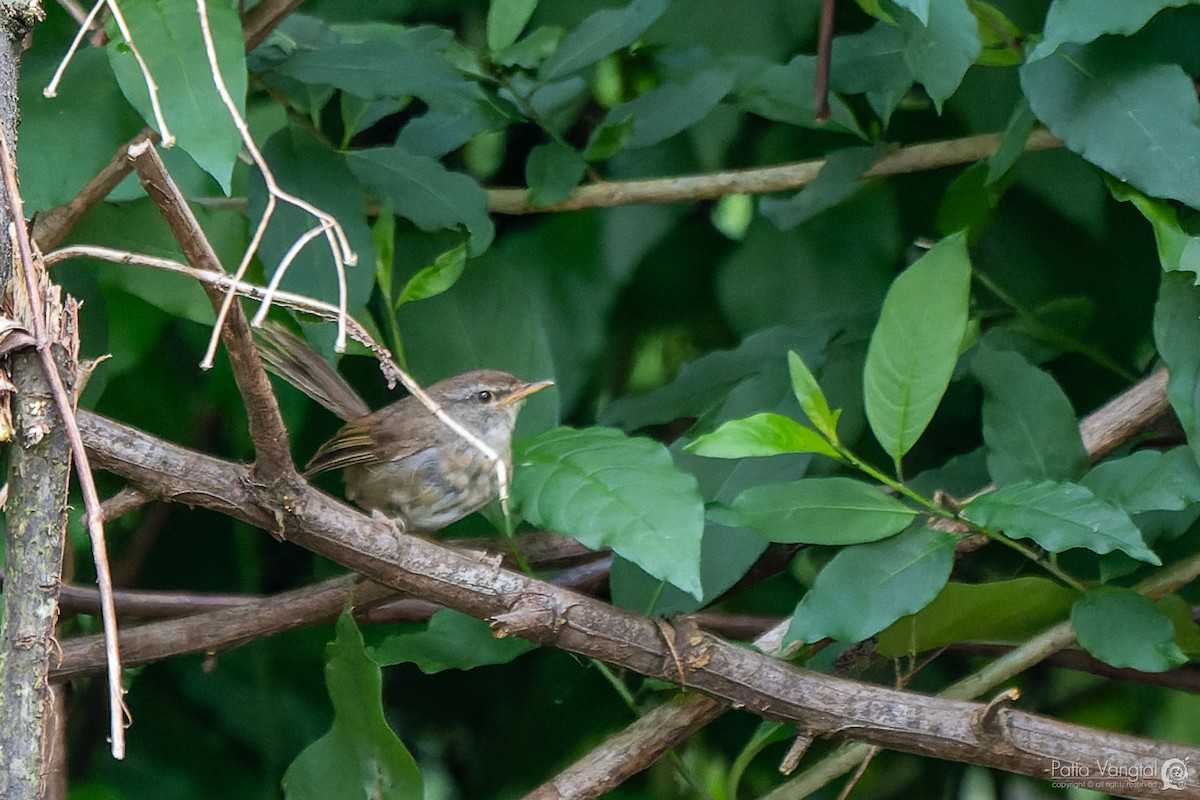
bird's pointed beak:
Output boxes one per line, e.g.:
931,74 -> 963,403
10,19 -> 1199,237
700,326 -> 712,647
505,378 -> 554,405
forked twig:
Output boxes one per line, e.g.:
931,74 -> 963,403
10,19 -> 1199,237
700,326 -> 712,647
193,0 -> 355,366
0,129 -> 127,758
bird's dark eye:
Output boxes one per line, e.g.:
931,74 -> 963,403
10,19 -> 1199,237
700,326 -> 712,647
476,390 -> 494,403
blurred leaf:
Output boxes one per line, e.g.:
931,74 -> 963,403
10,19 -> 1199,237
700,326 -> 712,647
525,141 -> 587,206
513,427 -> 706,598
340,93 -> 408,142
397,106 -> 502,160
788,351 -> 841,442
876,577 -> 1078,656
106,0 -> 245,192
598,68 -> 735,151
583,115 -> 633,160
686,412 -> 842,460
935,162 -> 1006,242
829,23 -> 912,126
987,97 -> 1037,184
494,26 -> 564,68
1111,182 -> 1200,280
283,613 -> 422,800
488,0 -> 539,51
1021,41 -> 1200,211
761,145 -> 887,230
347,144 -> 494,255
396,242 -> 468,306
786,524 -> 957,644
855,0 -> 897,22
736,55 -> 864,135
863,232 -> 972,463
1029,0 -> 1196,61
972,347 -> 1088,485
540,0 -> 671,80
1154,274 -> 1200,463
368,609 -> 534,672
1159,594 -> 1200,656
19,47 -> 145,212
710,477 -> 920,545
970,0 -> 1023,66
1081,448 -> 1200,514
248,126 -> 376,315
963,480 -> 1160,564
896,0 -> 981,112
1071,588 -> 1187,672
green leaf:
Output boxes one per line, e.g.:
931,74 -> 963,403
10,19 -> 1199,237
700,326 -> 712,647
686,413 -> 842,460
736,56 -> 864,135
1111,182 -> 1200,279
583,115 -> 633,161
598,68 -> 735,151
786,524 -> 957,644
396,242 -> 468,306
19,47 -> 146,212
963,480 -> 1161,564
1071,588 -> 1187,672
540,0 -> 670,81
711,477 -> 920,545
863,232 -> 972,463
894,0 -> 932,24
970,0 -> 1023,67
1081,448 -> 1200,514
525,141 -> 587,206
829,23 -> 912,127
347,144 -> 494,256
512,427 -> 706,598
1154,273 -> 1200,462
972,347 -> 1088,485
282,613 -> 422,800
368,609 -> 534,672
1020,41 -> 1200,211
494,26 -> 564,69
761,145 -> 887,231
1029,0 -> 1197,61
248,126 -> 376,315
987,97 -> 1037,185
876,577 -> 1079,657
896,0 -> 981,112
935,163 -> 1005,243
787,351 -> 841,442
106,0 -> 245,192
487,0 -> 539,51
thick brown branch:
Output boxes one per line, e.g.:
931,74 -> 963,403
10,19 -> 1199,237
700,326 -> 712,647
487,129 -> 1062,214
74,409 -> 1200,798
127,142 -> 293,481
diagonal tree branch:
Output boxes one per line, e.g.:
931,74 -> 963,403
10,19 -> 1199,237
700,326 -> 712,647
71,406 -> 1200,799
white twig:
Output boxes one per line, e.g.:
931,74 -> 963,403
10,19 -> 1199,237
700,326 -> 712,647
43,0 -> 104,98
45,244 -> 508,514
0,132 -> 128,760
194,0 -> 356,364
106,0 -> 174,145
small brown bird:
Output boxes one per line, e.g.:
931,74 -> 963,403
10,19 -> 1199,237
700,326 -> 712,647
259,326 -> 552,532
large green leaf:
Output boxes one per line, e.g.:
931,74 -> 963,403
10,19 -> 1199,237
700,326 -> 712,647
972,347 -> 1088,485
1154,274 -> 1200,463
786,524 -> 957,644
368,609 -> 534,672
896,0 -> 981,112
1071,588 -> 1188,672
106,0 -> 245,193
876,577 -> 1079,656
686,412 -> 842,460
1029,0 -> 1198,61
1020,41 -> 1200,211
829,23 -> 912,126
963,480 -> 1160,564
1081,448 -> 1200,515
347,144 -> 494,256
863,232 -> 972,463
512,427 -> 706,598
248,126 -> 376,315
282,613 -> 422,800
19,47 -> 145,212
539,0 -> 670,81
710,477 -> 919,545
594,68 -> 735,151
487,0 -> 539,51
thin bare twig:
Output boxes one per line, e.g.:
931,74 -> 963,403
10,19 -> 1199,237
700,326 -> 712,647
0,128 -> 127,758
